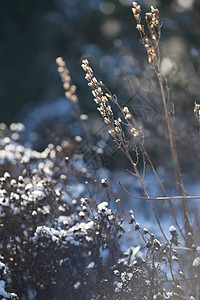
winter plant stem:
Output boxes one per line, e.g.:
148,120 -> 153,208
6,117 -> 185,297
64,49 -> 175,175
155,68 -> 192,237
124,148 -> 169,242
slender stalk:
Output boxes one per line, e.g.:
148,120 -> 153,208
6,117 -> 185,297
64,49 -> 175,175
123,146 -> 169,242
132,1 -> 194,243
155,69 -> 191,236
141,145 -> 185,240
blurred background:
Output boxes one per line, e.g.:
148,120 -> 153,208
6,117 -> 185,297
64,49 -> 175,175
0,0 -> 200,172
0,0 -> 199,121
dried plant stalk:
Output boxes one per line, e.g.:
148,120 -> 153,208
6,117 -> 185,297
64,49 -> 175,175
56,57 -> 78,104
81,58 -> 168,242
132,2 -> 193,243
56,57 -> 92,143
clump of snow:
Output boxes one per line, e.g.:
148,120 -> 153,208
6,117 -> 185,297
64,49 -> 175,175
0,280 -> 10,298
192,257 -> 200,268
87,261 -> 95,269
169,226 -> 177,235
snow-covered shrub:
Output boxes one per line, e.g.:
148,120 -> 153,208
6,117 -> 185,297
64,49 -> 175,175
0,123 -> 199,299
0,123 -> 124,299
0,260 -> 18,300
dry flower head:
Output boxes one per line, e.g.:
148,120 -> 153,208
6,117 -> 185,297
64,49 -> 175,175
132,2 -> 160,66
56,57 -> 78,104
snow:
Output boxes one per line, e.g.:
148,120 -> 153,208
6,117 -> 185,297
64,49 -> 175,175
0,262 -> 5,270
114,270 -> 120,276
73,281 -> 81,289
169,226 -> 177,234
97,201 -> 108,211
87,261 -> 95,269
0,280 -> 10,298
192,257 -> 200,267
97,202 -> 112,215
0,197 -> 9,207
115,282 -> 123,292
35,226 -> 60,241
57,215 -> 77,228
30,190 -> 45,200
85,221 -> 94,230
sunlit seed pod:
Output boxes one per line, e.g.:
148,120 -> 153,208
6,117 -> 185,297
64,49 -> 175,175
136,24 -> 142,31
125,113 -> 132,119
123,107 -> 129,113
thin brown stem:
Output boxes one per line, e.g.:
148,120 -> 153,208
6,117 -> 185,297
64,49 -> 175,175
141,145 -> 185,240
155,70 -> 192,239
122,148 -> 169,242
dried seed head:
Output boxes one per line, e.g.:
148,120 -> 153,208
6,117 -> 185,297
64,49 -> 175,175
145,12 -> 153,21
104,117 -> 110,124
132,7 -> 136,15
115,126 -> 121,133
151,6 -> 155,12
123,107 -> 129,113
108,129 -> 115,136
125,113 -> 132,120
81,59 -> 89,70
132,2 -> 138,8
56,57 -> 65,67
56,57 -> 78,103
134,14 -> 141,23
114,119 -> 120,126
130,128 -> 139,137
82,59 -> 114,122
152,34 -> 157,40
136,24 -> 143,31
